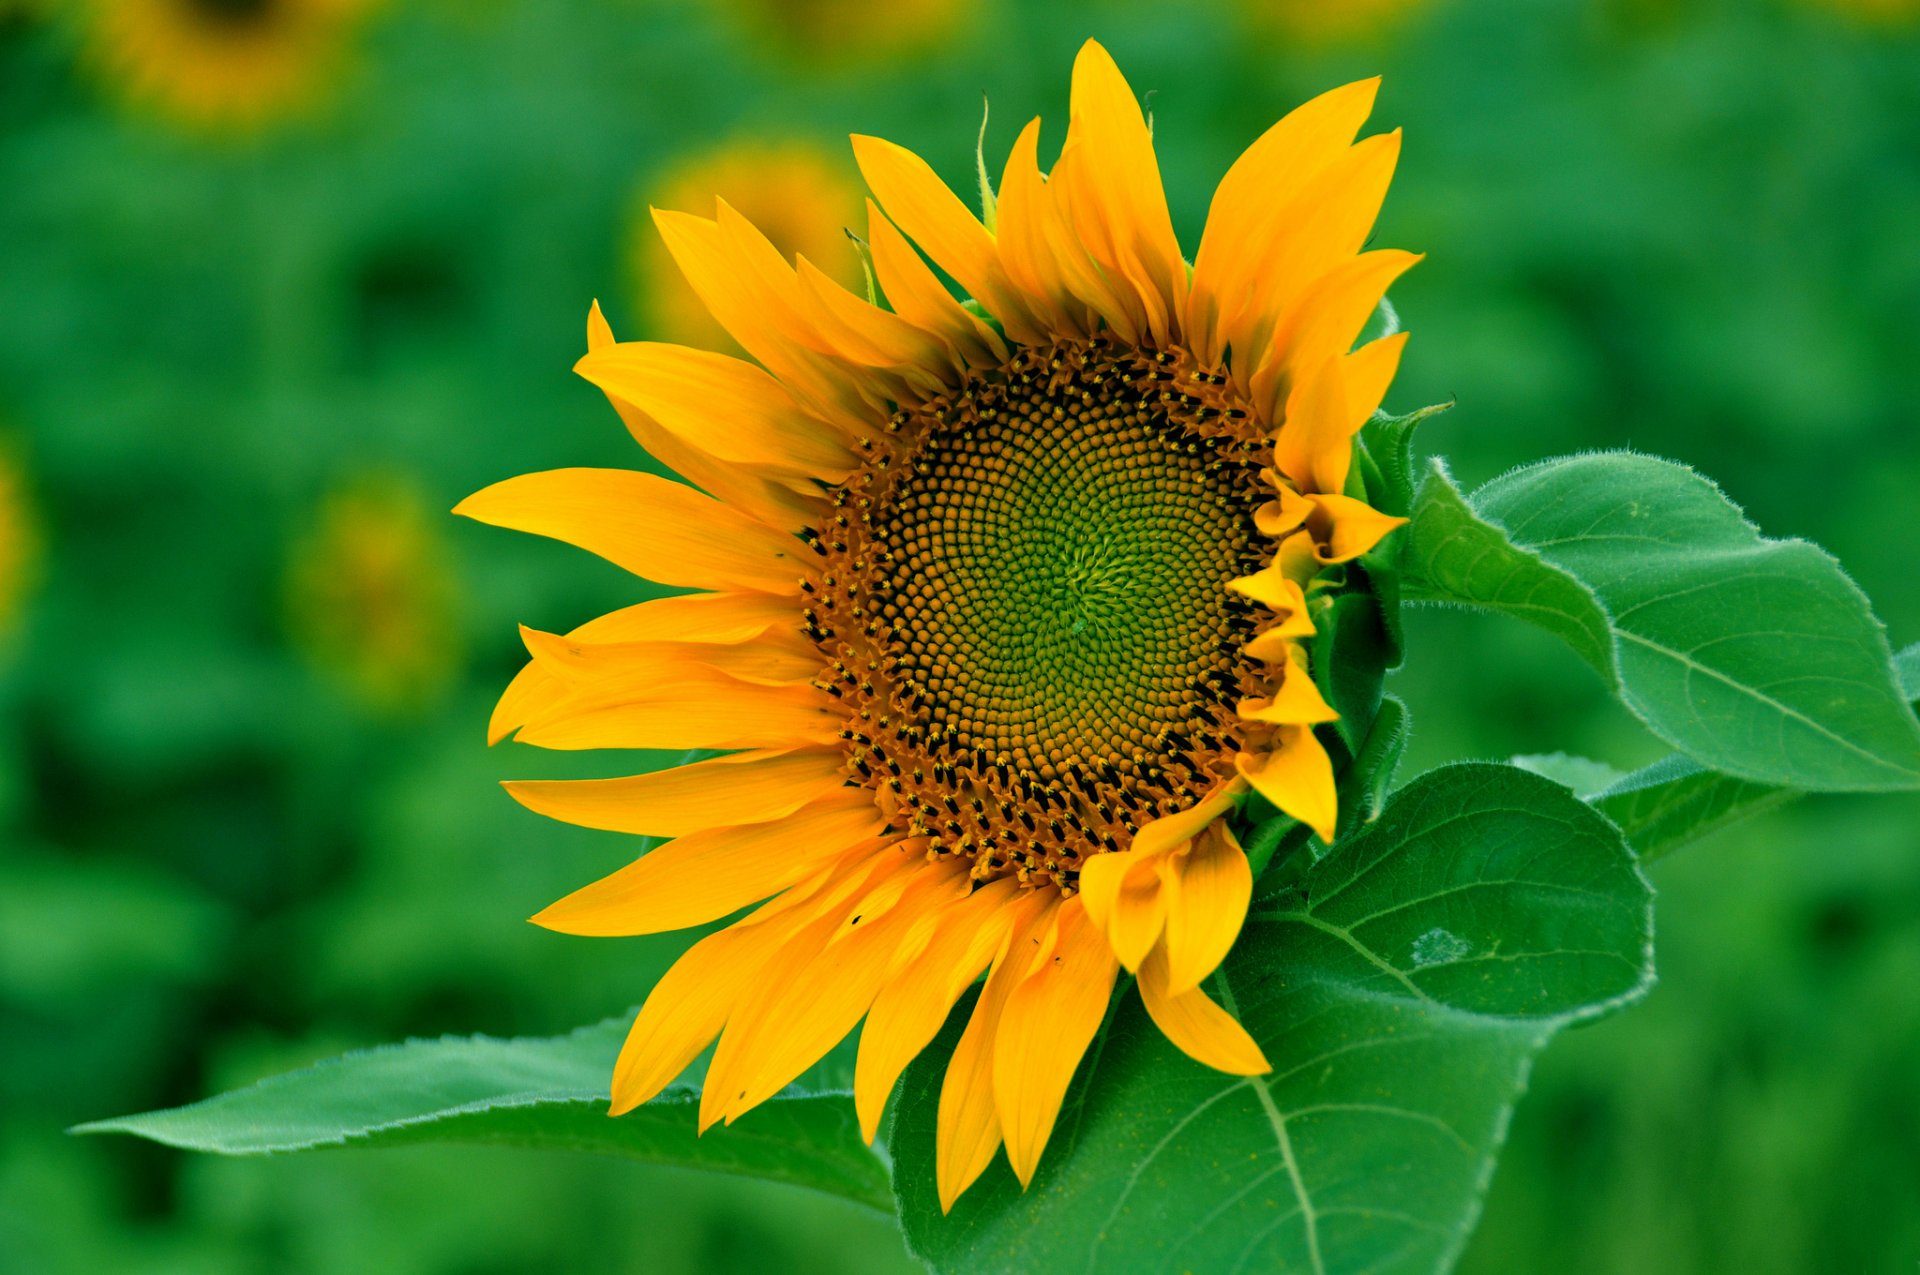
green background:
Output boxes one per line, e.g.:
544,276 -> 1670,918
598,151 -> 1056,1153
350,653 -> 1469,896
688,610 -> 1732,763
2,0 -> 1916,1271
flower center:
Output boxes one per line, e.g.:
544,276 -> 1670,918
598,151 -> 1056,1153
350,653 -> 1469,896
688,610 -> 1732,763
807,340 -> 1271,890
188,0 -> 278,27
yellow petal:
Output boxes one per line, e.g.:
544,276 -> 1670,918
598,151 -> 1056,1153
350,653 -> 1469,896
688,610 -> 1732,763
651,206 -> 872,423
1257,248 -> 1423,420
712,855 -> 967,1123
1131,783 -> 1242,859
991,118 -> 1084,335
935,890 -> 1057,1212
518,625 -> 821,689
1276,331 -> 1410,498
454,468 -> 805,595
574,341 -> 856,481
1187,77 -> 1380,366
1225,131 -> 1403,389
854,877 -> 1022,1142
1307,492 -> 1409,564
529,792 -> 887,937
695,848 -> 898,1131
581,305 -> 826,531
503,748 -> 848,838
1137,940 -> 1270,1076
488,593 -> 799,746
1238,645 -> 1339,727
514,664 -> 838,752
609,896 -> 821,1114
1161,823 -> 1253,994
1238,727 -> 1337,843
794,253 -> 953,379
864,198 -> 1006,369
992,899 -> 1119,1186
1060,40 -> 1186,344
851,134 -> 1045,345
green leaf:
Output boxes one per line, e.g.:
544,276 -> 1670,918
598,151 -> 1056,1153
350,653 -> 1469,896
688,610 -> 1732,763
892,762 -> 1653,1275
1591,640 -> 1920,864
1358,401 -> 1454,519
1399,453 -> 1920,793
1511,752 -> 1627,799
74,1015 -> 892,1211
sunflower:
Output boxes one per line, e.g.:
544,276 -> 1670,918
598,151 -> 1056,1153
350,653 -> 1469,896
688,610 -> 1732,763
80,0 -> 373,132
460,41 -> 1414,1209
1244,0 -> 1430,44
631,140 -> 867,355
287,473 -> 461,712
0,441 -> 40,637
718,0 -> 963,66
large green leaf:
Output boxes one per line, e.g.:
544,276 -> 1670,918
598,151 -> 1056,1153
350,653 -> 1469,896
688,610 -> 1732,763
75,1015 -> 891,1211
1588,640 -> 1920,863
1397,453 -> 1920,793
891,762 -> 1654,1275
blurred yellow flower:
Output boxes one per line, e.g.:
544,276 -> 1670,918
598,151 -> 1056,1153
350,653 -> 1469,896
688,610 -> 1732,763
0,443 -> 41,637
1799,0 -> 1920,24
80,0 -> 376,133
1244,0 -> 1430,44
629,139 -> 867,352
719,0 -> 963,65
285,474 -> 461,713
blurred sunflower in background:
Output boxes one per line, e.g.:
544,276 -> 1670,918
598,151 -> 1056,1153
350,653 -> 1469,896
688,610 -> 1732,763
1243,0 -> 1431,44
717,0 -> 963,66
630,139 -> 867,353
287,473 -> 461,714
462,40 -> 1412,1209
78,0 -> 376,132
0,442 -> 42,638
1799,0 -> 1920,25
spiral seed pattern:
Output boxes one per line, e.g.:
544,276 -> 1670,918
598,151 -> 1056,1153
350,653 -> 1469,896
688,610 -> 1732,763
803,340 -> 1277,890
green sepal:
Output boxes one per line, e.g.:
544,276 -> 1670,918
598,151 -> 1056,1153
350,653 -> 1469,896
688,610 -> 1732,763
1357,400 -> 1454,518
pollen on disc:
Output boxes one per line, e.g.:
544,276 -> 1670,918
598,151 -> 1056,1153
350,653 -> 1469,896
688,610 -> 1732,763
806,339 -> 1274,891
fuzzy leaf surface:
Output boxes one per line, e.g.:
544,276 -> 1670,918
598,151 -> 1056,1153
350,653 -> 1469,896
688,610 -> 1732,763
1399,453 -> 1920,792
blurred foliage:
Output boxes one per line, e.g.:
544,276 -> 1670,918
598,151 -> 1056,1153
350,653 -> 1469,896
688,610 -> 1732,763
0,0 -> 1914,1272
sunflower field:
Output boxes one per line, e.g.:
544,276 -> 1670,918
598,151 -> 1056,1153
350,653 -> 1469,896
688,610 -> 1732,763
3,1 -> 1919,1273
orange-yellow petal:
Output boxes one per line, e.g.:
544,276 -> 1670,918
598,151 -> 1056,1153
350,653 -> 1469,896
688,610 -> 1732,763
1160,822 -> 1253,995
935,890 -> 1057,1212
1058,40 -> 1185,345
1238,646 -> 1339,727
454,468 -> 805,595
574,340 -> 857,481
488,592 -> 799,746
864,198 -> 1007,369
1137,940 -> 1270,1076
711,854 -> 969,1124
1187,77 -> 1380,365
502,748 -> 848,838
851,134 -> 1045,345
854,877 -> 1022,1142
1238,727 -> 1337,843
530,791 -> 887,936
992,899 -> 1119,1186
1306,492 -> 1409,564
608,894 -> 826,1114
513,665 -> 839,752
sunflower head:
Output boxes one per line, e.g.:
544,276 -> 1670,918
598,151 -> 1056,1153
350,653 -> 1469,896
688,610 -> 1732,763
462,41 -> 1415,1211
81,0 -> 375,132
